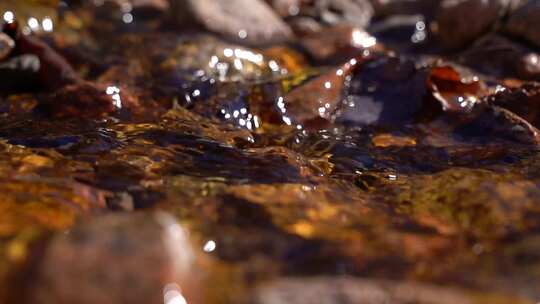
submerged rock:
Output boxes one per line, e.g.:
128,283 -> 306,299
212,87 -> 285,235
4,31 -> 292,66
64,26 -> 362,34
336,55 -> 430,126
280,56 -> 361,128
37,82 -> 136,119
1,0 -> 540,302
163,36 -> 284,82
26,212 -> 199,304
455,105 -> 540,145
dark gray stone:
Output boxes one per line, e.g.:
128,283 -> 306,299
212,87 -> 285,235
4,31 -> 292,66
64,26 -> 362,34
458,34 -> 540,80
370,0 -> 443,18
506,0 -> 540,48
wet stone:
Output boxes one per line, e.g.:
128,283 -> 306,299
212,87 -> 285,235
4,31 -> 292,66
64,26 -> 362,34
36,82 -> 136,119
484,83 -> 540,128
458,34 -> 540,80
143,130 -> 317,183
426,65 -> 485,113
300,0 -> 375,29
506,0 -> 540,48
151,35 -> 285,84
454,105 -> 540,145
0,32 -> 14,61
280,57 -> 361,128
299,24 -> 379,64
435,0 -> 506,49
336,55 -> 430,126
170,0 -> 293,45
336,56 -> 489,127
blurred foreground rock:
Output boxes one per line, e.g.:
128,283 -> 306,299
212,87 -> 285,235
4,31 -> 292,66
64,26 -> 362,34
253,277 -> 474,304
26,212 -> 199,304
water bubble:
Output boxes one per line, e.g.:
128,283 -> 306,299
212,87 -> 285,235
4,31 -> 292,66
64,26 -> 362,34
238,30 -> 247,39
203,240 -> 216,253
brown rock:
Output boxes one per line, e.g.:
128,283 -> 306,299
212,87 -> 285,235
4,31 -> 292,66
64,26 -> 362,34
26,212 -> 200,304
17,35 -> 81,90
300,24 -> 380,63
506,0 -> 540,48
484,83 -> 540,128
170,0 -> 293,45
281,55 -> 362,128
458,34 -> 540,80
456,105 -> 540,145
436,0 -> 506,49
427,65 -> 485,113
37,82 -> 137,119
